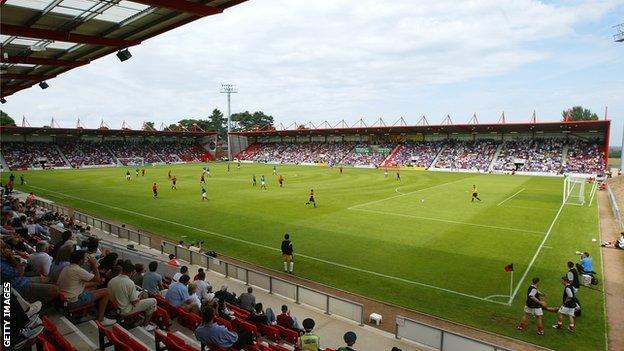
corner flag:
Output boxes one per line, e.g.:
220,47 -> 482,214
504,263 -> 514,272
504,263 -> 514,301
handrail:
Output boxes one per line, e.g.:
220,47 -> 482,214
34,199 -> 364,325
607,184 -> 623,229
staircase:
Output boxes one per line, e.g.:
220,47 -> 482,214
106,145 -> 122,165
379,144 -> 403,167
561,144 -> 570,167
0,151 -> 10,171
54,145 -> 72,168
488,142 -> 504,172
429,143 -> 448,168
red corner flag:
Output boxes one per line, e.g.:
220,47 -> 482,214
504,263 -> 514,272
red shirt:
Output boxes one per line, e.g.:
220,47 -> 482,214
277,313 -> 295,329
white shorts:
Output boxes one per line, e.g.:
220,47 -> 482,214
202,193 -> 207,198
261,181 -> 266,186
558,306 -> 575,316
524,306 -> 543,316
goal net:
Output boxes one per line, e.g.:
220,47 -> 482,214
117,157 -> 145,166
563,176 -> 587,205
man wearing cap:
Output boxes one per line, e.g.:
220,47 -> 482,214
298,318 -> 321,351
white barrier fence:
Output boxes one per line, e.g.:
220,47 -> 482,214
607,183 -> 623,229
396,316 -> 511,351
34,199 -> 364,326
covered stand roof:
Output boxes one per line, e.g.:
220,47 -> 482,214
230,118 -> 611,138
0,0 -> 246,98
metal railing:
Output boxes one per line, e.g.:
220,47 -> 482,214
396,315 -> 511,351
607,184 -> 623,229
34,199 -> 364,325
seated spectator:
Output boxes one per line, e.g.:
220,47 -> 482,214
173,265 -> 188,282
97,252 -> 119,272
246,303 -> 269,325
214,285 -> 237,304
26,241 -> 52,276
238,286 -> 255,311
142,261 -> 163,294
132,263 -> 144,286
276,304 -> 301,330
194,270 -> 213,302
195,305 -> 252,350
167,253 -> 180,267
338,331 -> 357,351
193,267 -> 205,281
577,252 -> 595,274
165,274 -> 195,309
56,250 -> 116,326
50,230 -> 73,257
108,261 -> 157,331
186,282 -> 201,313
298,318 -> 321,351
0,241 -> 58,304
48,245 -> 73,284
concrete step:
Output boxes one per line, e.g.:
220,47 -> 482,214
49,315 -> 98,350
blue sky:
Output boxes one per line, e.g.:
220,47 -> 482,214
3,0 -> 624,145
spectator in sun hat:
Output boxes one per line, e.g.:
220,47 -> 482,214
298,318 -> 320,351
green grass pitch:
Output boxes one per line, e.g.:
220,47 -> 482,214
3,163 -> 606,350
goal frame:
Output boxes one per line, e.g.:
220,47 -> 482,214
563,175 -> 586,205
117,157 -> 145,167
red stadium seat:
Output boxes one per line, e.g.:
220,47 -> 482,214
41,316 -> 78,351
58,292 -> 94,322
275,325 -> 299,344
214,316 -> 235,332
37,335 -> 57,351
154,329 -> 197,351
176,307 -> 203,331
167,332 -> 199,351
257,324 -> 280,342
108,297 -> 145,327
112,324 -> 149,351
152,306 -> 172,330
233,318 -> 258,338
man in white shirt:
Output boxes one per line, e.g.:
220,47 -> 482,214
57,250 -> 116,326
27,241 -> 53,276
108,261 -> 157,331
172,266 -> 188,282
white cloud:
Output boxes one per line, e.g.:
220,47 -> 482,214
3,0 -> 623,140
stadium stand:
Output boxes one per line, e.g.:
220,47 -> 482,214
382,141 -> 446,168
564,139 -> 606,174
432,139 -> 499,171
1,142 -> 69,169
58,140 -> 117,168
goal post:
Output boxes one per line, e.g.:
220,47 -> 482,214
563,175 -> 586,205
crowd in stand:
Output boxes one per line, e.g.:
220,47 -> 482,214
2,142 -> 68,169
564,140 -> 606,175
340,143 -> 394,167
1,140 -> 207,170
492,139 -> 564,173
58,140 -> 116,167
433,139 -> 499,171
385,141 -> 445,168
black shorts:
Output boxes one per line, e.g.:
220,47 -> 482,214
153,190 -> 158,196
472,193 -> 478,197
309,196 -> 315,202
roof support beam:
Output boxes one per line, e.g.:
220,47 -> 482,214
0,24 -> 140,47
0,73 -> 57,80
131,0 -> 223,16
1,56 -> 89,67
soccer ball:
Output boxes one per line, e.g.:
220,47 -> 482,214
421,199 -> 425,203
591,238 -> 597,242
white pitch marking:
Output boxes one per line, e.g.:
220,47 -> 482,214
484,294 -> 509,301
497,188 -> 525,206
350,207 -> 544,235
26,184 -> 508,305
394,187 -> 406,195
501,205 -> 558,212
348,177 -> 471,209
508,201 -> 565,304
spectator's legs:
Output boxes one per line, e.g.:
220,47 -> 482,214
232,329 -> 253,350
20,282 -> 58,304
127,298 -> 157,325
92,288 -> 110,321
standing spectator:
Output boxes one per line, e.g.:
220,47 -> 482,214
298,318 -> 321,351
195,306 -> 252,350
553,276 -> 578,332
142,261 -> 163,294
238,287 -> 256,311
56,250 -> 116,326
338,331 -> 357,351
108,261 -> 157,331
517,277 -> 546,335
27,241 -> 53,276
281,234 -> 294,274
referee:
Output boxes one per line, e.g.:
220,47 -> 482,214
281,234 -> 294,274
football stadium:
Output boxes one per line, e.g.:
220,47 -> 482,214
1,1 -> 623,351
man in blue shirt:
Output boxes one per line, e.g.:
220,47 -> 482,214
165,274 -> 192,307
142,261 -> 163,294
578,252 -> 595,274
195,306 -> 252,350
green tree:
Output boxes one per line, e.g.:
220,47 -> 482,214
143,121 -> 155,130
178,119 -> 212,131
231,111 -> 274,131
0,110 -> 16,126
208,109 -> 227,141
562,106 -> 598,121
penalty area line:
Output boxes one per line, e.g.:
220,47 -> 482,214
26,184 -> 508,306
497,188 -> 525,206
